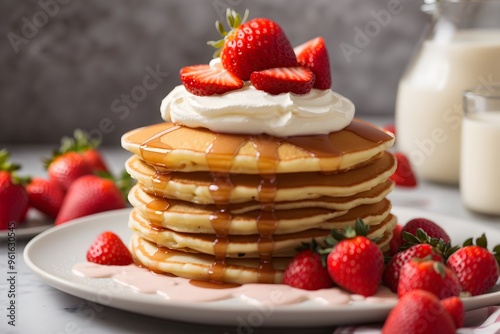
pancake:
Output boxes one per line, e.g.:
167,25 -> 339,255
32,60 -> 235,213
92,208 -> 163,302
129,185 -> 348,235
129,215 -> 396,284
128,203 -> 395,258
121,119 -> 395,174
130,233 -> 288,284
129,184 -> 394,235
128,181 -> 394,234
125,151 -> 396,204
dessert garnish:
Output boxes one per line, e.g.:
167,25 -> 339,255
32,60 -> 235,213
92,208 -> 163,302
86,231 -> 133,266
179,9 -> 333,96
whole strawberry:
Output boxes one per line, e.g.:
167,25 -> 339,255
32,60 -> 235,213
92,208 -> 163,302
326,220 -> 384,296
59,129 -> 110,174
383,243 -> 443,293
0,150 -> 29,229
46,151 -> 92,192
87,231 -> 133,265
294,36 -> 331,89
402,218 -> 451,244
446,245 -> 499,296
398,257 -> 460,299
26,177 -> 65,219
282,249 -> 333,290
55,175 -> 126,225
209,9 -> 297,81
390,152 -> 417,187
387,223 -> 403,256
441,296 -> 464,329
382,289 -> 455,334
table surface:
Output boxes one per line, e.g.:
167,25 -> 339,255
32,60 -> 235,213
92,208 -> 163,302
2,126 -> 500,334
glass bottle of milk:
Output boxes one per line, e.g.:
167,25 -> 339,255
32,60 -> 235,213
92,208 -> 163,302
395,0 -> 500,184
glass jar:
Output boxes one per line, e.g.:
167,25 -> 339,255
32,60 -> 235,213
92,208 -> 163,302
395,0 -> 500,184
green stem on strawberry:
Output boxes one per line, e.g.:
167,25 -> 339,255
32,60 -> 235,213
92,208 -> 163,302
398,228 -> 460,261
60,129 -> 101,154
462,233 -> 500,267
303,218 -> 380,267
0,149 -> 30,186
207,9 -> 249,57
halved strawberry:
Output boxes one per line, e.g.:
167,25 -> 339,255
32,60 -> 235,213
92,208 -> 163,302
180,64 -> 243,96
250,67 -> 315,95
294,37 -> 331,89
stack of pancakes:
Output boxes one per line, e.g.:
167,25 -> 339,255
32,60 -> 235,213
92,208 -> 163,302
121,120 -> 396,285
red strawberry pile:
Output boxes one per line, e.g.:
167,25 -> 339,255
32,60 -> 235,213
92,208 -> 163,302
180,9 -> 331,97
282,216 -> 500,333
0,130 -> 135,230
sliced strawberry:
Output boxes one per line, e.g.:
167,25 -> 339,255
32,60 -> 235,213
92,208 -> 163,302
86,231 -> 133,265
250,67 -> 315,95
26,177 -> 65,219
294,37 -> 331,89
390,152 -> 417,187
180,64 -> 243,96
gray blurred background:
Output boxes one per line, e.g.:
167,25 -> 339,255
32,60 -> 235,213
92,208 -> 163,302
0,0 -> 429,146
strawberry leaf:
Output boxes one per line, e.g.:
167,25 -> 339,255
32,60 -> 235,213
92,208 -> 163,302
493,245 -> 500,266
476,234 -> 488,249
354,218 -> 370,236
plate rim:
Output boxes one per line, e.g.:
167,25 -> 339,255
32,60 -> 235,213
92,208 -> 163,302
23,206 -> 500,327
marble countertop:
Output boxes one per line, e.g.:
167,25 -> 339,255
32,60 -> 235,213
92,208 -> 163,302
1,138 -> 499,334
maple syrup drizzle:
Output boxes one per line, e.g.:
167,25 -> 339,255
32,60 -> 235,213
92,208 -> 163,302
139,124 -> 181,165
286,135 -> 343,172
144,197 -> 170,227
344,119 -> 393,143
205,133 -> 247,282
251,135 -> 281,283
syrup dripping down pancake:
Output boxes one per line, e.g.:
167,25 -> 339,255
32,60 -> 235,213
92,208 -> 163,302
130,233 -> 288,285
121,119 -> 394,174
125,151 -> 396,204
128,184 -> 394,235
129,215 -> 396,285
128,203 -> 395,258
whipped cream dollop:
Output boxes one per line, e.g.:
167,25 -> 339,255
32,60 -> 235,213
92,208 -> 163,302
161,59 -> 355,137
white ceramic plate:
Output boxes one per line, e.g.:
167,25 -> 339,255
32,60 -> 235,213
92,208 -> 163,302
0,210 -> 53,240
24,207 -> 500,327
